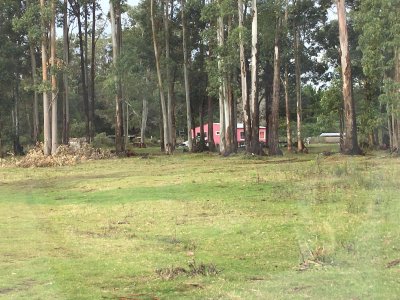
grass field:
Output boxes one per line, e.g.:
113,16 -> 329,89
1,146 -> 399,299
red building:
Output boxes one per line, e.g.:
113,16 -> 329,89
193,123 -> 267,147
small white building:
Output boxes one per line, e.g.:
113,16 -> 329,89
319,133 -> 341,143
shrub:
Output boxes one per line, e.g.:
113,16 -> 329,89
92,132 -> 114,149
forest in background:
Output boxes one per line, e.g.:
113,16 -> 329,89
0,0 -> 399,157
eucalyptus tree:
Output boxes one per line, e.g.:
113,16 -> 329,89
110,0 -> 124,153
62,0 -> 70,144
204,0 -> 241,155
249,0 -> 259,154
69,0 -> 90,142
355,0 -> 400,152
13,0 -> 41,143
268,0 -> 283,156
337,0 -> 361,154
150,0 -> 172,154
181,0 -> 193,152
238,0 -> 250,151
40,0 -> 51,155
50,0 -> 58,154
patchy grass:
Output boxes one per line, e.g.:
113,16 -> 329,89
0,149 -> 399,299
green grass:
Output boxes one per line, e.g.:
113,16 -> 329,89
0,149 -> 399,299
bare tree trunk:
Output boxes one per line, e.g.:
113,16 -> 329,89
140,97 -> 148,146
284,65 -> 292,151
70,0 -> 90,143
199,99 -> 206,151
269,14 -> 282,156
110,0 -> 124,153
182,0 -> 193,152
224,15 -> 234,154
238,0 -> 251,152
337,0 -> 360,154
250,0 -> 259,154
224,77 -> 233,154
151,0 -> 171,154
50,0 -> 58,155
392,108 -> 398,150
30,46 -> 39,143
26,0 -> 39,144
12,83 -> 22,155
207,95 -> 215,151
393,48 -> 400,151
294,27 -> 303,152
62,0 -> 70,145
387,104 -> 393,149
164,0 -> 175,152
41,0 -> 51,156
217,14 -> 226,154
90,0 -> 96,141
283,0 -> 291,152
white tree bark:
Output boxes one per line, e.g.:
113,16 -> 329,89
51,0 -> 58,155
250,0 -> 259,153
40,0 -> 51,156
182,0 -> 193,152
217,13 -> 226,154
238,0 -> 251,152
151,0 -> 171,154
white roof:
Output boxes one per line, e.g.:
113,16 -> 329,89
320,133 -> 340,137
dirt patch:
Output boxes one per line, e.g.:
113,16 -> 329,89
387,259 -> 400,268
291,285 -> 312,293
0,279 -> 37,295
156,260 -> 220,280
117,294 -> 160,300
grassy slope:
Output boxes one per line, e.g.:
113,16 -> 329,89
0,148 -> 399,299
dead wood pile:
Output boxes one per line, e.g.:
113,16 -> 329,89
13,143 -> 115,168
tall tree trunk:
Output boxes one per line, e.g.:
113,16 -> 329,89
50,0 -> 58,155
250,0 -> 259,154
29,44 -> 39,143
217,13 -> 226,154
41,0 -> 51,156
284,65 -> 292,151
12,83 -> 22,155
238,0 -> 251,152
141,97 -> 148,146
151,0 -> 171,154
337,0 -> 360,154
164,0 -> 175,152
207,95 -> 215,151
62,0 -> 70,144
224,15 -> 234,154
294,27 -> 303,152
269,15 -> 282,156
392,108 -> 398,150
84,3 -> 91,141
199,99 -> 206,151
90,0 -> 96,141
71,0 -> 90,143
393,48 -> 400,151
283,0 -> 292,151
182,0 -> 193,152
110,0 -> 124,153
27,0 -> 39,143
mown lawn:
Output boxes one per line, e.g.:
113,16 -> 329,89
0,148 -> 399,299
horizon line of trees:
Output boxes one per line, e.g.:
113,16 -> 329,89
0,0 -> 399,157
